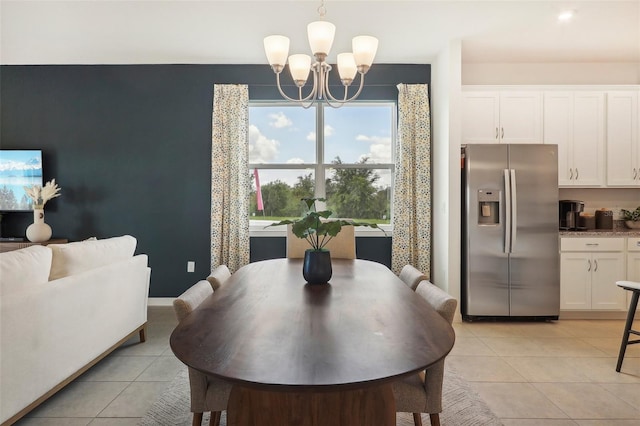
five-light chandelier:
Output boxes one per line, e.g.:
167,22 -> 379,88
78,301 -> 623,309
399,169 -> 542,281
263,0 -> 378,108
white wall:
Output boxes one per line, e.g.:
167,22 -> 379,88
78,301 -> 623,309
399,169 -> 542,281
463,62 -> 640,85
431,40 -> 462,306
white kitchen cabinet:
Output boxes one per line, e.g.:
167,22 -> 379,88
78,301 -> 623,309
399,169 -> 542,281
627,238 -> 640,311
628,238 -> 640,282
560,238 -> 626,311
462,91 -> 542,144
544,92 -> 605,187
560,252 -> 592,309
607,91 -> 639,187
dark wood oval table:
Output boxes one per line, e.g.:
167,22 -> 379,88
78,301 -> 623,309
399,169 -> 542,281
170,258 -> 455,426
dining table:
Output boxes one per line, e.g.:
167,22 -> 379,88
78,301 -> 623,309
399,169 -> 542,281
170,258 -> 455,426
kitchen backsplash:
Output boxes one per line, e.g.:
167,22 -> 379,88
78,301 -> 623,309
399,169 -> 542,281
559,188 -> 639,219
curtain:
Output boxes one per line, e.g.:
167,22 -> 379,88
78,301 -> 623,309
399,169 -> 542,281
391,84 -> 432,276
211,84 -> 250,273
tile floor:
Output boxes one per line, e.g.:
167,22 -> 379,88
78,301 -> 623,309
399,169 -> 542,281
13,307 -> 640,426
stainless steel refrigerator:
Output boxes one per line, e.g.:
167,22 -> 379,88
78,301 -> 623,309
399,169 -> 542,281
461,144 -> 560,320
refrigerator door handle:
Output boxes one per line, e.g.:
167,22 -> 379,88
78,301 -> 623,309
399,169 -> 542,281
504,169 -> 511,254
510,169 -> 517,252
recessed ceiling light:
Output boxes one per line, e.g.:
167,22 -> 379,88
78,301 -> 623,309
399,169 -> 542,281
558,10 -> 574,22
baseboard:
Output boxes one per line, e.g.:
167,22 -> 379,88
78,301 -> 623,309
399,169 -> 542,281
148,297 -> 175,306
559,310 -> 629,320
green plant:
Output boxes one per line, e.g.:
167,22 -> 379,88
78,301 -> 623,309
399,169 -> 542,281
621,206 -> 640,222
266,198 -> 385,251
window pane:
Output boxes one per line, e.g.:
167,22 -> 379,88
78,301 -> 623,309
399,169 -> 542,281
250,169 -> 315,220
324,105 -> 394,165
249,106 -> 316,164
325,168 -> 391,223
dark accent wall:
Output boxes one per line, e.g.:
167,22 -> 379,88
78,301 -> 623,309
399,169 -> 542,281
0,64 -> 430,296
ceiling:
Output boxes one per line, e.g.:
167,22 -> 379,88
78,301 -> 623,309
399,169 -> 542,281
1,0 -> 639,65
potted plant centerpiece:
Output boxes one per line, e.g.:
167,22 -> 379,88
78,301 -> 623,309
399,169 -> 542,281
622,206 -> 640,229
268,198 -> 384,284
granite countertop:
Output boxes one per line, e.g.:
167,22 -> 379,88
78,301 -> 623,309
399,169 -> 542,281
559,221 -> 640,237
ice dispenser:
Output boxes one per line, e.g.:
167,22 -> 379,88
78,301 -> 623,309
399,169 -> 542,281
477,189 -> 500,225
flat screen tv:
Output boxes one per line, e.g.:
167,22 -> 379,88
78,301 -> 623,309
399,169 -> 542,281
0,150 -> 44,212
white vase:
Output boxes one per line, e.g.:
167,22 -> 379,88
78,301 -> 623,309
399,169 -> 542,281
26,208 -> 52,243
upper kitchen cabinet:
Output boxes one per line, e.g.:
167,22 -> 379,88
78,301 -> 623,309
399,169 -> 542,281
544,91 -> 605,187
462,90 -> 542,144
606,91 -> 639,187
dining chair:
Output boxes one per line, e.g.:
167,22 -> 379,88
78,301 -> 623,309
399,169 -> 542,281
399,264 -> 429,291
392,280 -> 457,426
206,264 -> 231,291
173,280 -> 231,426
286,223 -> 356,259
615,280 -> 640,372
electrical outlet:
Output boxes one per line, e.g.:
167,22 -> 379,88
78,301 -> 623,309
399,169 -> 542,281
187,261 -> 195,273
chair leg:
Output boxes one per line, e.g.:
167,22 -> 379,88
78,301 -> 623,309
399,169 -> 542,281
209,411 -> 222,426
139,326 -> 146,343
429,413 -> 441,426
617,291 -> 639,372
192,412 -> 203,426
412,413 -> 423,426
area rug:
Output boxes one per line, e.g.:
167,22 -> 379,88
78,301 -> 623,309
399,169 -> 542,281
140,366 -> 502,426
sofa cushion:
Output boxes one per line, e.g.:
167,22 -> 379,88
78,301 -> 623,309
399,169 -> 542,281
48,235 -> 137,280
0,245 -> 52,294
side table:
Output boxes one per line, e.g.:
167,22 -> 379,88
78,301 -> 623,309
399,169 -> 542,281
0,239 -> 68,253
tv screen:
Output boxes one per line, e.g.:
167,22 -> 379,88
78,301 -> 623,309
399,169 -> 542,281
0,150 -> 44,212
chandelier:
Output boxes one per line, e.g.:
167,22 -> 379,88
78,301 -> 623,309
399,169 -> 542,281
263,0 -> 378,108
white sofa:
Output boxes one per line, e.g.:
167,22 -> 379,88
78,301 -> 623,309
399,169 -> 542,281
0,235 -> 151,425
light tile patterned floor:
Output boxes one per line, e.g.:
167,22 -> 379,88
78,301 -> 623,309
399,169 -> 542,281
13,307 -> 640,425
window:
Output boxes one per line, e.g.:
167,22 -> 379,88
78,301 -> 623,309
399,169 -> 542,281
249,102 -> 396,234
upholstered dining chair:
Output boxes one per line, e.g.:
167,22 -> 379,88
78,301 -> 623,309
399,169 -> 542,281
206,264 -> 232,291
286,223 -> 356,259
392,280 -> 457,426
173,280 -> 231,426
399,264 -> 429,291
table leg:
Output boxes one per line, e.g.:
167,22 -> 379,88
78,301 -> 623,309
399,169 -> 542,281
227,383 -> 396,426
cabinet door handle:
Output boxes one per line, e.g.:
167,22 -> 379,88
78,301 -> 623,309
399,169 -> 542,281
594,259 -> 598,272
496,127 -> 499,139
634,168 -> 638,179
575,168 -> 579,180
569,168 -> 573,180
587,259 -> 591,272
501,128 -> 504,139
586,243 -> 599,246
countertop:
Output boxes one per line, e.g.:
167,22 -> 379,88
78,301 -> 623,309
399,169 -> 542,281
559,221 -> 640,237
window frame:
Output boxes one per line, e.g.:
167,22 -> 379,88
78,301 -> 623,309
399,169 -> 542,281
248,101 -> 396,237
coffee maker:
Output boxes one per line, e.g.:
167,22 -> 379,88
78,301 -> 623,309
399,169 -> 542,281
559,200 -> 585,230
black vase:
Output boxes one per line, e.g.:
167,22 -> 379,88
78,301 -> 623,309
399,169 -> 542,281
303,249 -> 332,284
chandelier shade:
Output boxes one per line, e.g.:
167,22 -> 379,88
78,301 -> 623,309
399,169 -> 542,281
264,35 -> 290,70
337,53 -> 357,82
353,36 -> 378,69
288,54 -> 312,85
307,21 -> 336,57
263,0 -> 378,108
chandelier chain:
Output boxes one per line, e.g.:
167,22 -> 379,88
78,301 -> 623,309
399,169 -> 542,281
317,0 -> 326,19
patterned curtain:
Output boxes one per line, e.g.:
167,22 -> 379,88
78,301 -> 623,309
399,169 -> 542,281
211,84 -> 250,273
391,84 -> 432,276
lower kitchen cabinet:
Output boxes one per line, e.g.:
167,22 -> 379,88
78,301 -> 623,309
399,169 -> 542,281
560,238 -> 626,311
628,238 -> 640,282
627,238 -> 640,311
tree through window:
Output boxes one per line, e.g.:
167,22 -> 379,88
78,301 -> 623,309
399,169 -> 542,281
249,103 -> 395,225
